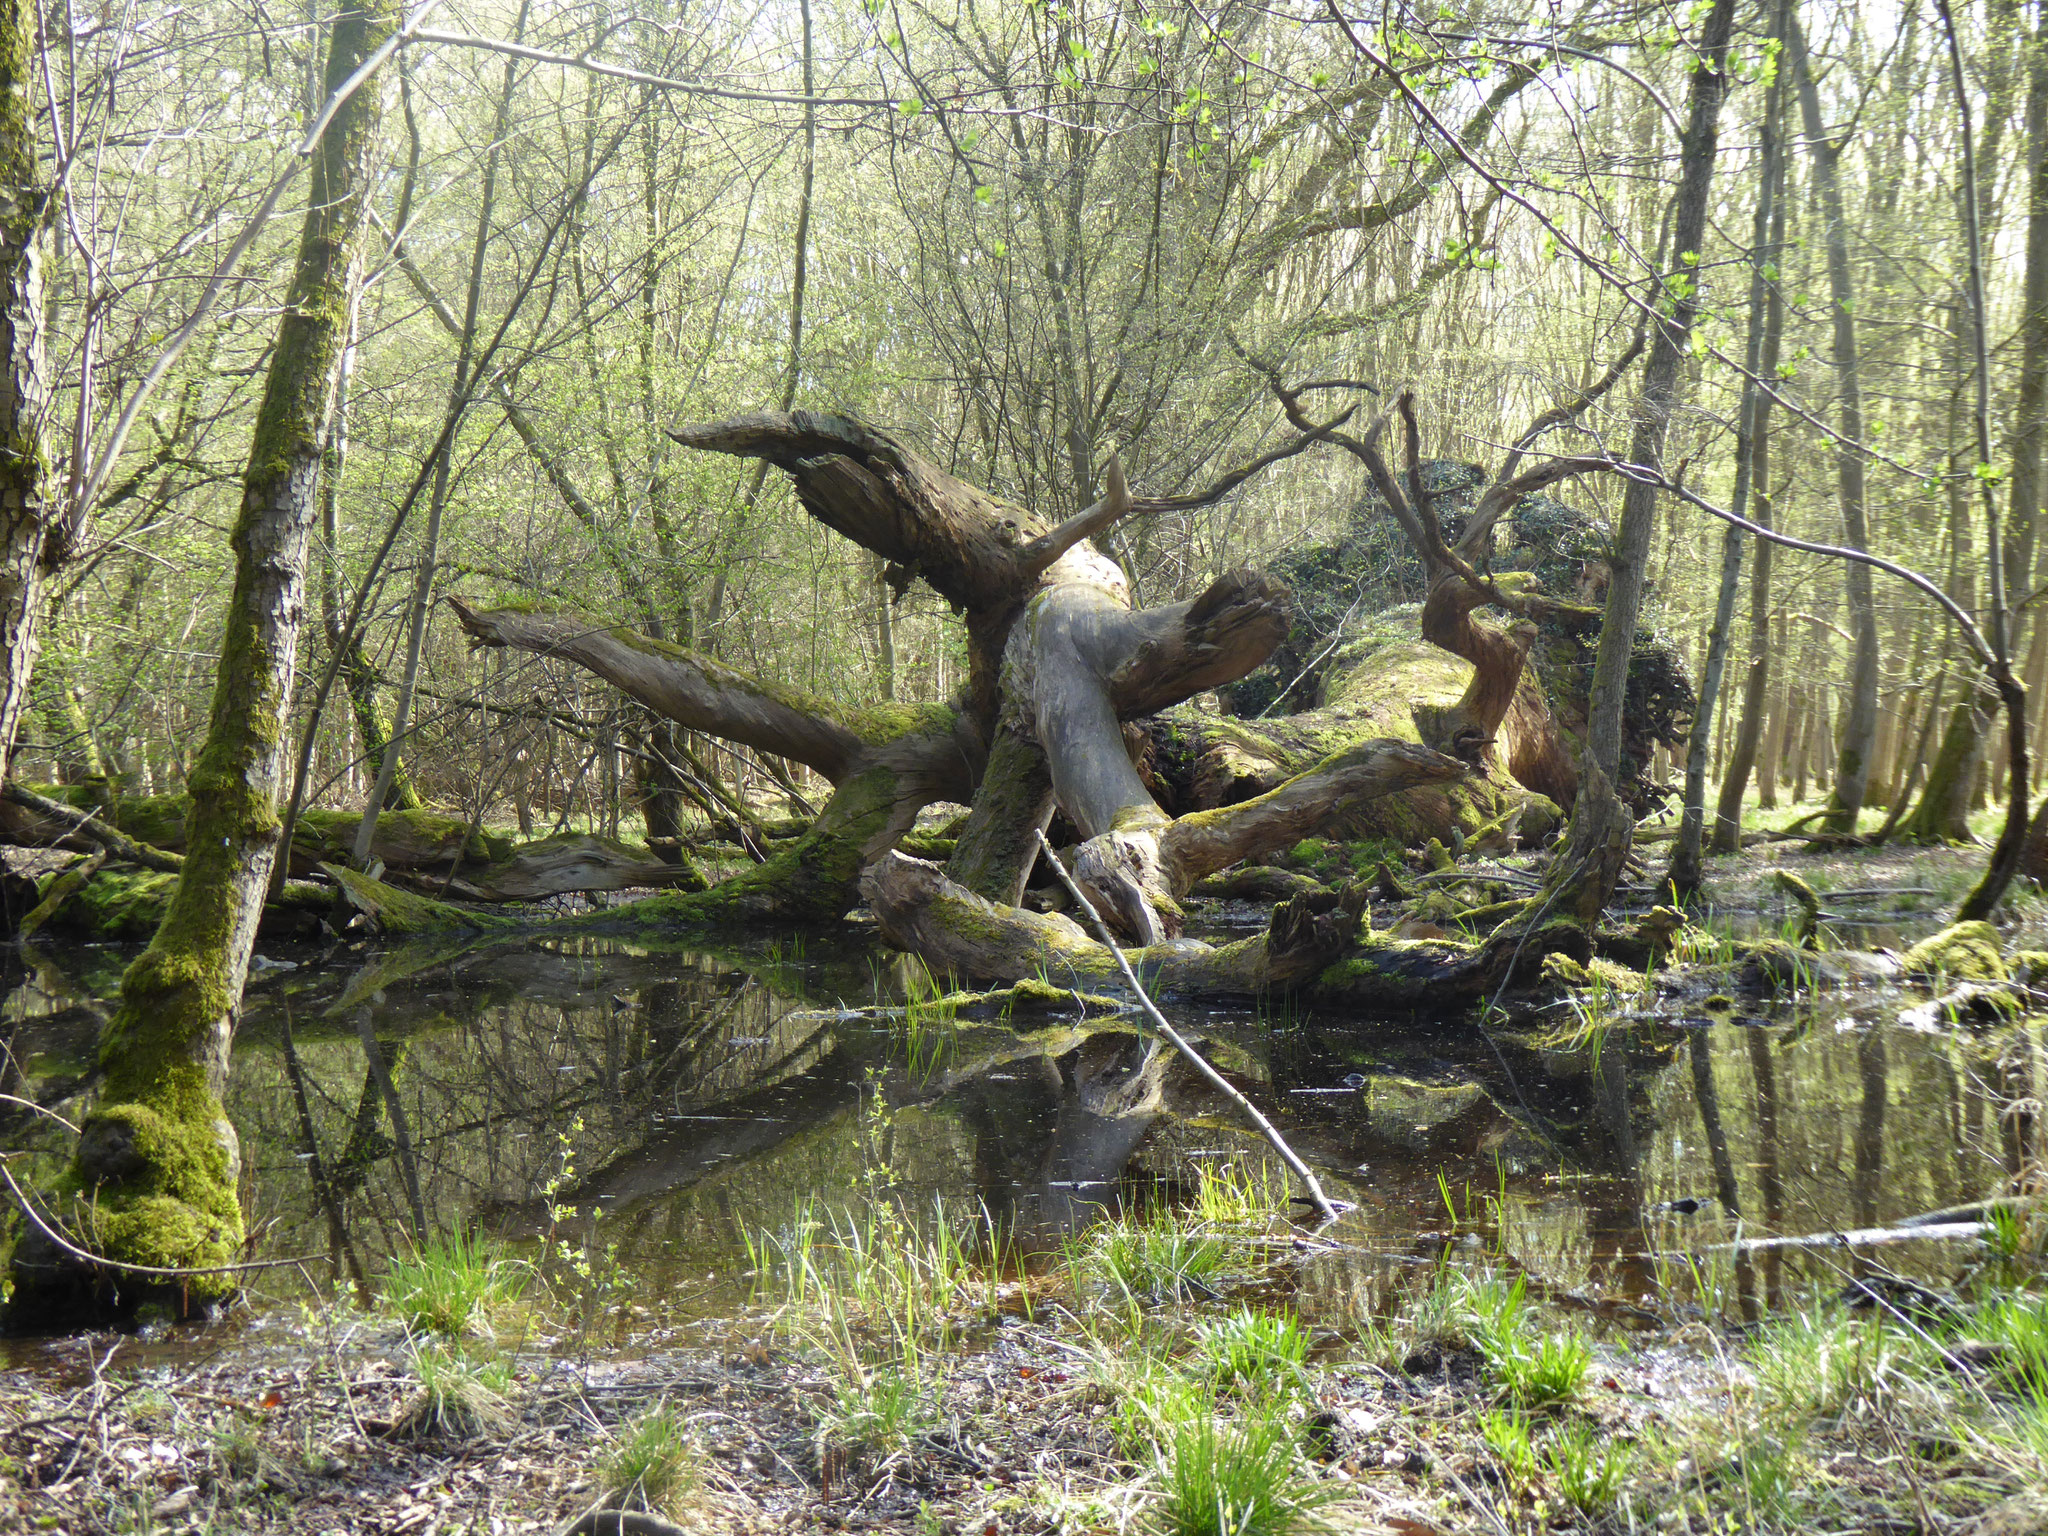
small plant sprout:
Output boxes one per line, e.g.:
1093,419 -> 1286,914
1486,1326 -> 1592,1407
1479,1406 -> 1538,1482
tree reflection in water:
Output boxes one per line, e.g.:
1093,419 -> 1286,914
1,935 -> 2038,1333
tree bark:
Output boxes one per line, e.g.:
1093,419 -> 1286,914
1900,688 -> 1991,844
1673,1 -> 1785,890
5,0 -> 395,1328
862,850 -> 1580,1002
448,597 -> 980,922
0,0 -> 51,782
1789,14 -> 1880,834
1552,0 -> 1737,917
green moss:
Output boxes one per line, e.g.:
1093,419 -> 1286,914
323,863 -> 518,936
1541,953 -> 1645,993
1901,921 -> 2008,984
57,866 -> 180,940
2011,951 -> 2048,987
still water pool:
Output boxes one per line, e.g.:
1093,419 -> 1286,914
3,923 -> 2034,1356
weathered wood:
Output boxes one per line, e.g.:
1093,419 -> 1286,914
862,849 -> 1583,1003
447,599 -> 881,780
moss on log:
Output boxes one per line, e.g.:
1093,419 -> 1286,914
861,850 -> 1584,1004
1142,607 -> 1561,850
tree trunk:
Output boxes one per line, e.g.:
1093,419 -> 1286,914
5,0 -> 395,1329
1790,14 -> 1880,834
319,291 -> 419,812
0,0 -> 50,783
862,849 -> 1584,1002
1553,0 -> 1736,916
1901,688 -> 1991,843
447,598 -> 980,922
1673,2 -> 1786,889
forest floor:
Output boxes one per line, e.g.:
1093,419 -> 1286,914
7,1197 -> 2048,1536
10,830 -> 2048,1536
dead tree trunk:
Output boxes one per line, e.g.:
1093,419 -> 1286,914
448,409 -> 1465,953
447,598 -> 979,922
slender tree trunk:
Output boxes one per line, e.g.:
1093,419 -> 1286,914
320,291 -> 419,812
6,0 -> 394,1326
353,0 -> 530,862
1789,15 -> 1880,833
1554,0 -> 1737,921
1949,0 -> 2033,916
1712,193 -> 1787,849
1671,3 -> 1785,892
0,0 -> 51,782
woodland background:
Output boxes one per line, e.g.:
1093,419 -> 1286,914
12,0 -> 2038,856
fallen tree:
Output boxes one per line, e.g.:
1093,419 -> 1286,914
449,410 -> 1471,947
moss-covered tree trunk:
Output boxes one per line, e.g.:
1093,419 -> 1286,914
0,0 -> 50,782
5,0 -> 394,1328
1901,689 -> 1990,844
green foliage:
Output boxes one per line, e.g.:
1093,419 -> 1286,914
1479,1407 -> 1538,1481
818,1363 -> 935,1461
745,1197 -> 997,1360
1073,1208 -> 1231,1305
393,1341 -> 514,1442
1192,1161 -> 1287,1227
379,1229 -> 529,1339
603,1400 -> 701,1516
1543,1420 -> 1631,1511
1194,1308 -> 1310,1393
1154,1413 -> 1335,1536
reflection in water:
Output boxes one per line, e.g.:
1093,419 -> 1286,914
1,934 -> 2038,1341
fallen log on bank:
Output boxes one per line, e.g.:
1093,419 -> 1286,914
861,849 -> 1589,1003
1,783 -> 710,902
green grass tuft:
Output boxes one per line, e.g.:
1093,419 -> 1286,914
1543,1420 -> 1631,1511
1154,1412 -> 1335,1536
379,1229 -> 529,1339
603,1399 -> 700,1517
1075,1208 -> 1231,1305
1194,1307 -> 1310,1393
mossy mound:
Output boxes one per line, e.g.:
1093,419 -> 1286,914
1220,459 -> 1693,801
1541,953 -> 1648,994
1901,922 -> 2008,984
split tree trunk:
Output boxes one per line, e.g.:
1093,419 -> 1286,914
452,409 -> 1471,952
6,0 -> 395,1328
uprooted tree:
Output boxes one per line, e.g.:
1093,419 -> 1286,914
448,391 -> 1681,993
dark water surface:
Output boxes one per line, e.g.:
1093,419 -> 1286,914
2,922 -> 2033,1363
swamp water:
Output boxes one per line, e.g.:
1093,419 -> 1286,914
2,919 -> 2030,1365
